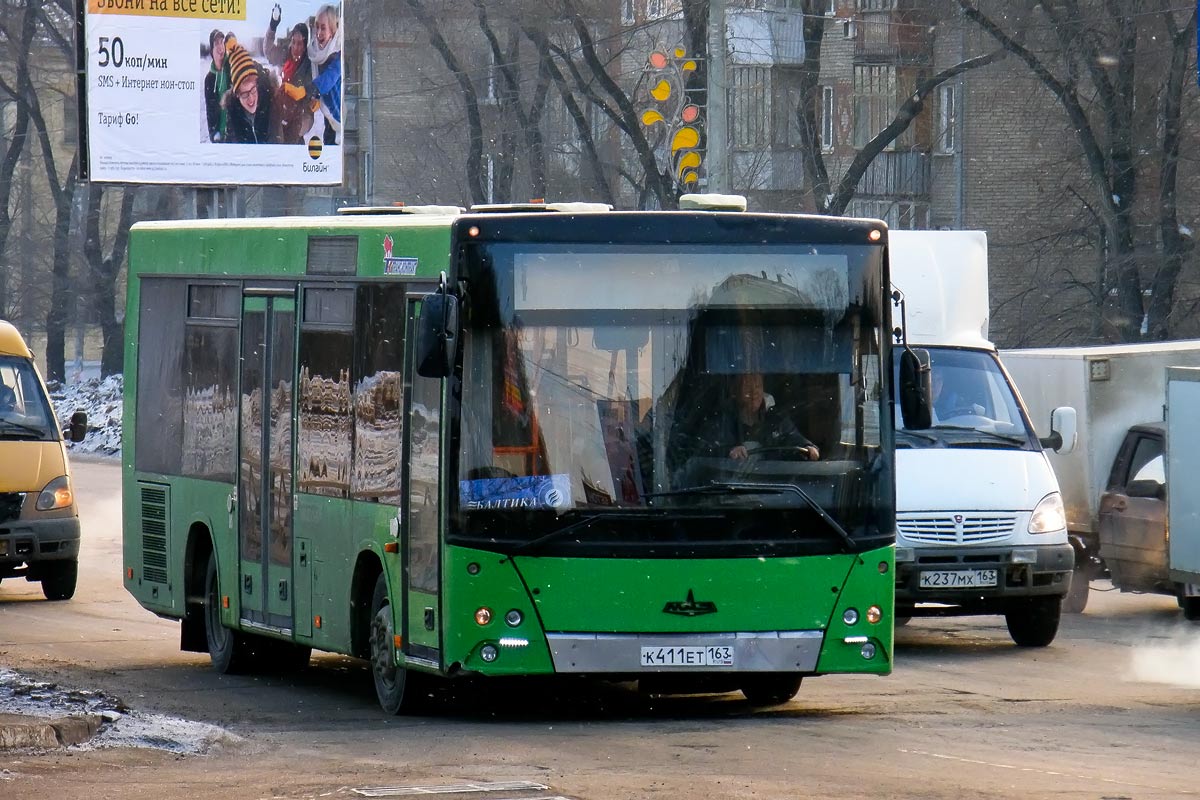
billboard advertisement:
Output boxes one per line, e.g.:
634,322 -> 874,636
84,0 -> 344,185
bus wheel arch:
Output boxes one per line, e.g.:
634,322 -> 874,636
180,522 -> 214,653
351,552 -> 384,659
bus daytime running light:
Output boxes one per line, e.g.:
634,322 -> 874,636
842,608 -> 859,625
474,607 -> 493,626
866,605 -> 882,624
504,609 -> 523,627
480,644 -> 499,662
498,637 -> 528,648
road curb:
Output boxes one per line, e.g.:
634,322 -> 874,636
0,713 -> 103,750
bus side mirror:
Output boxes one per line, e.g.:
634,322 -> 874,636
899,348 -> 932,430
69,410 -> 88,443
416,292 -> 459,378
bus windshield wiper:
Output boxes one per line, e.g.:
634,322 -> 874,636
646,482 -> 855,552
0,418 -> 47,438
506,510 -> 716,557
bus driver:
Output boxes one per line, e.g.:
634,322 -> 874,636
720,372 -> 819,462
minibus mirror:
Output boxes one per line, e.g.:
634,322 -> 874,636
898,348 -> 932,430
68,410 -> 88,443
1039,405 -> 1077,454
416,292 -> 459,378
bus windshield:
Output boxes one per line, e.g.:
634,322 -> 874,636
0,356 -> 57,442
453,241 -> 891,557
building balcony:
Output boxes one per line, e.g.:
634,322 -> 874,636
855,9 -> 932,65
854,150 -> 930,198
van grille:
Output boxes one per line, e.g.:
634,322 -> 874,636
898,513 -> 1017,545
0,493 -> 24,524
139,483 -> 169,584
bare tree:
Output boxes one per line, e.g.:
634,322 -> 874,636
795,0 -> 1005,216
958,0 -> 1198,342
82,185 -> 135,376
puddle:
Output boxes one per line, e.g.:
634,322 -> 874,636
0,668 -> 241,753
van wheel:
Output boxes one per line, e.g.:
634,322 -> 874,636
1182,595 -> 1200,622
370,573 -> 421,714
41,560 -> 78,601
740,674 -> 803,706
1063,567 -> 1089,614
205,553 -> 255,673
1005,596 -> 1062,647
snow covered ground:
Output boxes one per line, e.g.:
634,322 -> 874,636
49,375 -> 123,457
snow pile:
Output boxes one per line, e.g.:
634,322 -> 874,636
48,375 -> 123,457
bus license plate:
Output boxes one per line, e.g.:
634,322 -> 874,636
919,569 -> 998,589
640,645 -> 735,668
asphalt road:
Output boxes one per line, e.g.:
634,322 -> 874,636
2,458 -> 1199,800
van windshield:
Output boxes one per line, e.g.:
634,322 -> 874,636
895,347 -> 1036,450
0,356 -> 58,441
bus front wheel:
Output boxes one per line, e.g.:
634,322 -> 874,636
740,674 -> 803,706
370,573 -> 419,714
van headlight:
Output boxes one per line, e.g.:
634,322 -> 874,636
1029,492 -> 1066,534
36,475 -> 74,511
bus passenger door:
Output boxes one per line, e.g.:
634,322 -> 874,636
238,290 -> 298,633
400,295 -> 442,667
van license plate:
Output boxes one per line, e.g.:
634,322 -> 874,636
640,645 -> 735,668
919,569 -> 998,588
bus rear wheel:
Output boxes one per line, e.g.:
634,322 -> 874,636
370,573 -> 420,714
205,553 -> 254,674
740,674 -> 803,706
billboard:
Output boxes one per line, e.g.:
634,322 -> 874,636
84,0 -> 345,185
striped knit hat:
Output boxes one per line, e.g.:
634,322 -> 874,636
227,43 -> 257,91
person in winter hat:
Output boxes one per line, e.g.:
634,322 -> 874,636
223,41 -> 274,144
203,29 -> 230,142
263,4 -> 316,143
308,4 -> 342,145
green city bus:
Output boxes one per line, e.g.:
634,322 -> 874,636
122,199 -> 904,712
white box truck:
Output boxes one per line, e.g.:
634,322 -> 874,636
1001,340 -> 1200,612
1167,367 -> 1200,620
890,230 -> 1077,645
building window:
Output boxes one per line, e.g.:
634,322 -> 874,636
848,198 -> 929,230
842,19 -> 856,38
853,65 -> 896,149
820,85 -> 835,152
857,0 -> 895,9
621,0 -> 634,25
826,0 -> 838,14
730,66 -> 771,148
646,0 -> 664,19
937,83 -> 958,154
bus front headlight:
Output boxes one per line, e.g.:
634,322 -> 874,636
1029,492 -> 1066,534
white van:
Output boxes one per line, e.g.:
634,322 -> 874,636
890,231 -> 1077,646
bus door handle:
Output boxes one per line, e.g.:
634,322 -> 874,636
227,490 -> 237,528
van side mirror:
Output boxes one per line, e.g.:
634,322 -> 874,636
415,291 -> 459,378
69,410 -> 88,443
1126,479 -> 1165,500
898,348 -> 932,430
1039,406 -> 1076,454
